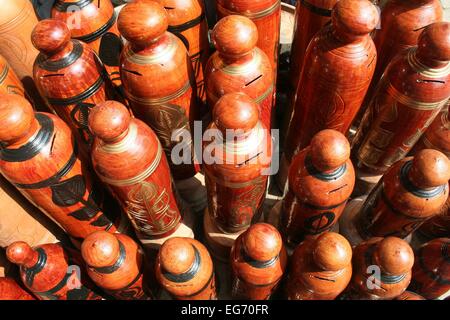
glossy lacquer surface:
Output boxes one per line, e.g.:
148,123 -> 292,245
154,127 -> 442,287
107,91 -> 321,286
0,277 -> 35,300
0,54 -> 25,97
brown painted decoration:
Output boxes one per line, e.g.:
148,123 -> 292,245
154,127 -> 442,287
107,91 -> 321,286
344,237 -> 414,300
81,231 -> 152,300
289,0 -> 338,92
155,237 -> 217,300
216,0 -> 281,76
51,0 -> 124,91
205,15 -> 275,129
0,277 -> 35,300
6,241 -> 103,300
89,100 -> 182,241
32,19 -> 115,153
0,54 -> 25,96
0,94 -> 118,243
409,237 -> 450,300
284,0 -> 378,162
286,232 -> 352,300
354,22 -> 450,178
118,0 -> 200,181
230,223 -> 287,300
203,93 -> 271,233
343,149 -> 450,243
280,130 -> 355,246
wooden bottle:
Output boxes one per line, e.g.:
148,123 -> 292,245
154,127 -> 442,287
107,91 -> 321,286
205,15 -> 274,129
411,102 -> 449,158
0,175 -> 64,249
6,241 -> 102,300
395,291 -> 426,300
51,0 -> 123,91
360,0 -> 443,121
89,101 -> 194,247
345,237 -> 414,300
0,277 -> 35,300
155,237 -> 217,300
286,232 -> 352,300
0,94 -> 118,244
0,54 -> 25,96
32,19 -> 115,152
203,93 -> 271,234
289,0 -> 338,92
81,231 -> 152,300
118,1 -> 199,181
354,22 -> 450,189
409,238 -> 449,300
230,223 -> 287,300
0,0 -> 45,108
279,130 -> 355,247
153,0 -> 210,113
216,0 -> 281,75
284,0 -> 379,162
340,149 -> 450,246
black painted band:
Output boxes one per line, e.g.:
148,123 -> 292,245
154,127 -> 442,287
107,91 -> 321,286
365,244 -> 407,285
47,76 -> 104,106
24,248 -> 47,287
305,155 -> 347,181
93,241 -> 126,274
0,114 -> 54,162
14,143 -> 78,190
301,0 -> 332,17
400,161 -> 445,198
75,12 -> 117,44
242,248 -> 278,269
168,13 -> 205,34
163,245 -> 201,283
36,41 -> 83,72
54,0 -> 93,11
0,63 -> 9,83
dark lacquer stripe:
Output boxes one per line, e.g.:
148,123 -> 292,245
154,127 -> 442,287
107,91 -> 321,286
36,41 -> 83,72
301,0 -> 332,17
400,161 -> 445,198
75,12 -> 117,43
93,241 -> 126,274
304,155 -> 347,181
47,76 -> 104,106
163,245 -> 200,283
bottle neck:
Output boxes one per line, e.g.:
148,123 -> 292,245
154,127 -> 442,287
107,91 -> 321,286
7,119 -> 41,149
219,50 -> 255,65
47,41 -> 74,61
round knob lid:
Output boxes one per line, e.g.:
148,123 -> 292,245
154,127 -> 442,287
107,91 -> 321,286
313,232 -> 352,271
332,0 -> 379,38
118,1 -> 168,47
213,93 -> 259,136
89,101 -> 131,143
309,129 -> 351,172
0,94 -> 35,144
243,223 -> 282,262
417,22 -> 450,63
160,237 -> 196,276
212,15 -> 258,57
408,149 -> 450,189
81,231 -> 121,268
31,19 -> 71,54
6,242 -> 36,267
373,237 -> 414,275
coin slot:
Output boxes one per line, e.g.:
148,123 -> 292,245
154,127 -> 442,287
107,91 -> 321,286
328,184 -> 348,194
122,69 -> 143,76
313,276 -> 336,282
42,74 -> 65,77
416,79 -> 446,84
245,75 -> 263,87
236,152 -> 262,167
164,6 -> 175,10
367,55 -> 375,69
50,133 -> 57,155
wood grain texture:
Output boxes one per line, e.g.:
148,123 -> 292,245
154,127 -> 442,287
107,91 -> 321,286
0,54 -> 25,97
286,232 -> 352,300
280,130 -> 355,246
0,277 -> 35,300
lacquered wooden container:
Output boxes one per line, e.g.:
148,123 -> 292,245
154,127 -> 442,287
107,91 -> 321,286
118,1 -> 199,181
155,237 -> 217,300
286,232 -> 352,300
205,15 -> 274,129
0,54 -> 25,97
354,22 -> 450,177
284,0 -> 379,162
417,193 -> 450,239
7,241 -> 103,300
153,0 -> 210,113
81,231 -> 152,300
230,223 -> 287,300
280,130 -> 355,246
89,101 -> 182,241
0,94 -> 117,243
216,0 -> 281,76
344,237 -> 414,300
51,0 -> 123,91
203,93 -> 271,233
341,150 -> 450,244
409,238 -> 449,300
289,0 -> 338,92
0,277 -> 35,300
32,19 -> 114,153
